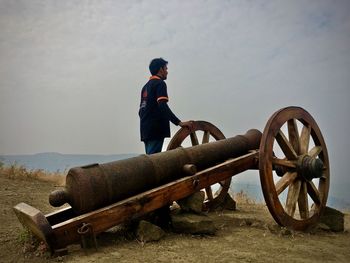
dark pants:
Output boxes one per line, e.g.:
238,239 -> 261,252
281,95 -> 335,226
144,139 -> 164,154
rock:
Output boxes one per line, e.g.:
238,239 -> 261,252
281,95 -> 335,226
221,193 -> 237,210
317,223 -> 331,231
177,191 -> 205,214
319,206 -> 344,232
214,193 -> 237,211
136,220 -> 165,242
171,213 -> 216,235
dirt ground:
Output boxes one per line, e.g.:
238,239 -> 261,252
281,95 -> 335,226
1,174 -> 349,263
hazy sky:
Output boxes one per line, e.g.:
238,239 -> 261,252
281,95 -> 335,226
1,1 -> 350,198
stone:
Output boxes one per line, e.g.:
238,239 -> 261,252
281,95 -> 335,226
136,220 -> 165,242
319,206 -> 344,232
221,193 -> 237,210
171,213 -> 216,235
317,223 -> 331,231
176,191 -> 205,214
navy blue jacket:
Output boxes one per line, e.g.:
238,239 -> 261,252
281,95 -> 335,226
139,76 -> 181,141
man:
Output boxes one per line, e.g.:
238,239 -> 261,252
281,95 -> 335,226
139,58 -> 193,154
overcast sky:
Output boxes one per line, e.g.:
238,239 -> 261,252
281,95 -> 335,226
1,1 -> 349,199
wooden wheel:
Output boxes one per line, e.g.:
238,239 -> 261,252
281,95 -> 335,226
167,121 -> 231,211
259,107 -> 330,231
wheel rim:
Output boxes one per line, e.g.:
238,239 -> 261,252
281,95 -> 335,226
259,107 -> 330,230
167,121 -> 231,211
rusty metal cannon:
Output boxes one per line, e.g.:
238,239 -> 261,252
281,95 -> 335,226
13,106 -> 330,254
48,129 -> 261,214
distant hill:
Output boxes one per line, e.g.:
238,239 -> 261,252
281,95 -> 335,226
0,152 -> 138,173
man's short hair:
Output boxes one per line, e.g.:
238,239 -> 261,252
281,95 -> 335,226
149,58 -> 168,75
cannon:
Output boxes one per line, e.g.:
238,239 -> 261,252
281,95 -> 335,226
48,129 -> 261,214
13,106 -> 330,254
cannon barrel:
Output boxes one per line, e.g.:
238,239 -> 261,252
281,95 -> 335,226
49,129 -> 262,214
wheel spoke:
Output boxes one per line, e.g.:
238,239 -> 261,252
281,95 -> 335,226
286,179 -> 302,217
276,130 -> 298,160
205,186 -> 214,201
272,157 -> 296,168
275,171 -> 298,195
298,181 -> 309,219
308,146 -> 322,158
288,119 -> 300,155
321,169 -> 328,179
190,132 -> 199,146
306,181 -> 321,205
299,124 -> 311,154
202,131 -> 210,144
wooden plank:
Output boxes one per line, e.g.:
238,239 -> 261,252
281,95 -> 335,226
298,182 -> 309,219
13,203 -> 55,248
275,172 -> 297,195
202,131 -> 210,144
51,151 -> 258,249
285,179 -> 302,217
309,146 -> 322,158
272,157 -> 296,168
275,130 -> 298,160
307,181 -> 321,205
190,132 -> 199,145
287,119 -> 300,155
46,206 -> 76,226
299,124 -> 311,154
205,186 -> 214,201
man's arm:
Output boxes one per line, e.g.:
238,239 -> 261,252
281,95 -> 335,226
158,100 -> 181,125
156,81 -> 193,130
158,101 -> 193,130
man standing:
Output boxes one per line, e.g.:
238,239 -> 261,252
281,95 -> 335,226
139,58 -> 193,154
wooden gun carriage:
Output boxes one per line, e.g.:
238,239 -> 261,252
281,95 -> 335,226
14,107 -> 330,254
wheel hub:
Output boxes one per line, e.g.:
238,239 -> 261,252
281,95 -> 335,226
296,154 -> 324,181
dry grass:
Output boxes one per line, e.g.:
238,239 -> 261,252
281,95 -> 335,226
0,162 -> 66,186
233,189 -> 257,204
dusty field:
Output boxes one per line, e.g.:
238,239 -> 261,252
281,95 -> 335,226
1,174 -> 349,263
